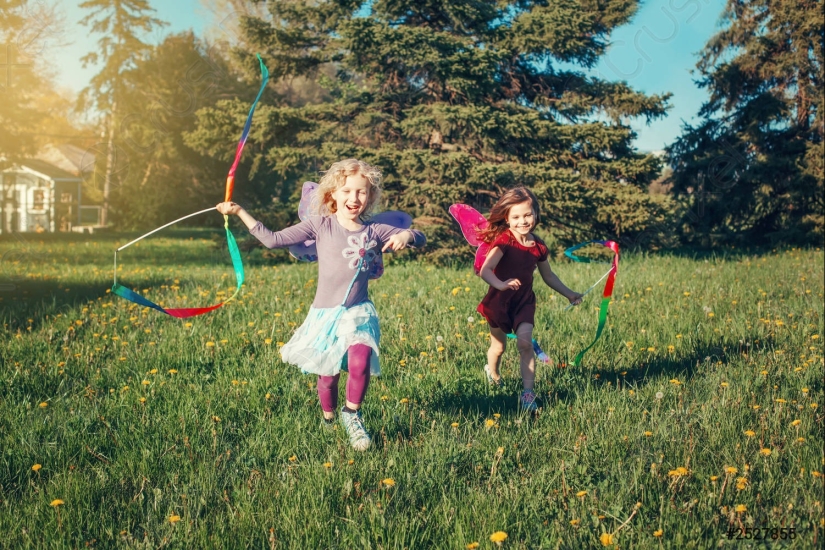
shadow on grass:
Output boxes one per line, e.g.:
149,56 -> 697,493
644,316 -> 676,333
416,337 -> 776,426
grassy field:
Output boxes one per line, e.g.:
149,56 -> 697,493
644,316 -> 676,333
0,229 -> 823,549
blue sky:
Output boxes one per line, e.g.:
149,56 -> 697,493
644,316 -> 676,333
49,0 -> 726,152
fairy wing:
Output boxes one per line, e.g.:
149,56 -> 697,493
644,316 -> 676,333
449,203 -> 492,274
367,210 -> 413,280
289,181 -> 320,261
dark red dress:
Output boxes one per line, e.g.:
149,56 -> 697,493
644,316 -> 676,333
477,230 -> 549,334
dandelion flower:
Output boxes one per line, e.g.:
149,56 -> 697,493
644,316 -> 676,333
485,419 -> 497,428
653,529 -> 663,537
451,422 -> 459,428
288,455 -> 297,462
644,431 -> 653,437
735,504 -> 747,513
50,499 -> 64,507
169,515 -> 181,523
32,464 -> 41,472
576,490 -> 587,497
400,398 -> 410,404
466,544 -> 480,550
760,448 -> 772,456
39,402 -> 48,408
323,462 -> 332,469
725,466 -> 738,475
570,519 -> 580,526
600,533 -> 614,546
655,392 -> 663,399
382,478 -> 396,487
710,475 -> 718,481
744,430 -> 755,437
489,531 -> 508,543
791,419 -> 801,426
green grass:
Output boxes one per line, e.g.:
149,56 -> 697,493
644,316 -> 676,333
0,230 -> 823,549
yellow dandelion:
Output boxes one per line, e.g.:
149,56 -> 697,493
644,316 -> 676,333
323,462 -> 332,468
288,455 -> 297,462
206,341 -> 215,347
485,419 -> 497,428
400,398 -> 410,404
382,478 -> 396,487
489,531 -> 508,543
570,519 -> 580,526
39,402 -> 48,408
169,515 -> 181,523
466,544 -> 480,550
669,379 -> 681,385
644,431 -> 653,437
760,448 -> 772,456
168,369 -> 178,374
710,475 -> 718,481
576,490 -> 587,497
32,464 -> 41,472
600,532 -> 614,546
744,430 -> 755,437
735,504 -> 747,513
720,382 -> 728,387
725,466 -> 738,475
451,422 -> 459,428
653,529 -> 663,537
791,419 -> 801,426
50,499 -> 64,507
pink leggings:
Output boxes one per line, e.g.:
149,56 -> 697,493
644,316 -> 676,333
317,344 -> 372,412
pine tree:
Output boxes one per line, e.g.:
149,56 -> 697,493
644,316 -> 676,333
110,32 -> 255,230
0,0 -> 46,168
187,0 -> 674,257
78,0 -> 166,226
667,0 -> 824,246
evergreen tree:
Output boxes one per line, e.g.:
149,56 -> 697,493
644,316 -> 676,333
0,0 -> 46,168
188,0 -> 674,257
667,0 -> 823,246
110,32 -> 257,230
78,0 -> 166,226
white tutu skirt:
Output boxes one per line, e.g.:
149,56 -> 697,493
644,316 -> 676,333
280,301 -> 381,377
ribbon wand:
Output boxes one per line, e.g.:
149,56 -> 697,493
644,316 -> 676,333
563,266 -> 614,312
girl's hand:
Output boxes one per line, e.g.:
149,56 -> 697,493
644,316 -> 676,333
567,292 -> 583,306
382,231 -> 410,252
497,278 -> 521,291
216,201 -> 242,215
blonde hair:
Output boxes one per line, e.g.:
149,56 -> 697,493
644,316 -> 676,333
310,159 -> 383,217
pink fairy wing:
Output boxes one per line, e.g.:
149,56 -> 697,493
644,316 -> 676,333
367,210 -> 412,280
449,204 -> 487,246
298,181 -> 318,222
473,242 -> 491,275
288,240 -> 318,262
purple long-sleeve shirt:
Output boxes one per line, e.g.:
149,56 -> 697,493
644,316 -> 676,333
250,215 -> 425,308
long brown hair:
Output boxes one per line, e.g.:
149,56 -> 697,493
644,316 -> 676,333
478,187 -> 541,244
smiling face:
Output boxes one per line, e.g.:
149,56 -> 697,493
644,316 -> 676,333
331,173 -> 371,222
506,201 -> 536,236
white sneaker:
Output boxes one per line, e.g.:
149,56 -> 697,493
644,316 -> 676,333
520,389 -> 539,412
340,408 -> 371,451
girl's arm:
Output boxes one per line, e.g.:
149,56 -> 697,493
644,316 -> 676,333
216,201 -> 317,249
537,259 -> 582,304
371,223 -> 427,251
216,202 -> 260,230
479,247 -> 521,291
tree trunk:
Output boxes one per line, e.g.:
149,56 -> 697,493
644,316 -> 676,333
102,101 -> 116,227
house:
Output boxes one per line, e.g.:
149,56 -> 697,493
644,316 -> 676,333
0,145 -> 102,234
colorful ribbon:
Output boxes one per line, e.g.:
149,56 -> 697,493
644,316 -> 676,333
112,55 -> 269,318
564,240 -> 620,366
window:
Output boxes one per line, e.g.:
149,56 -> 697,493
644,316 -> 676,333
61,192 -> 73,203
32,189 -> 45,210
